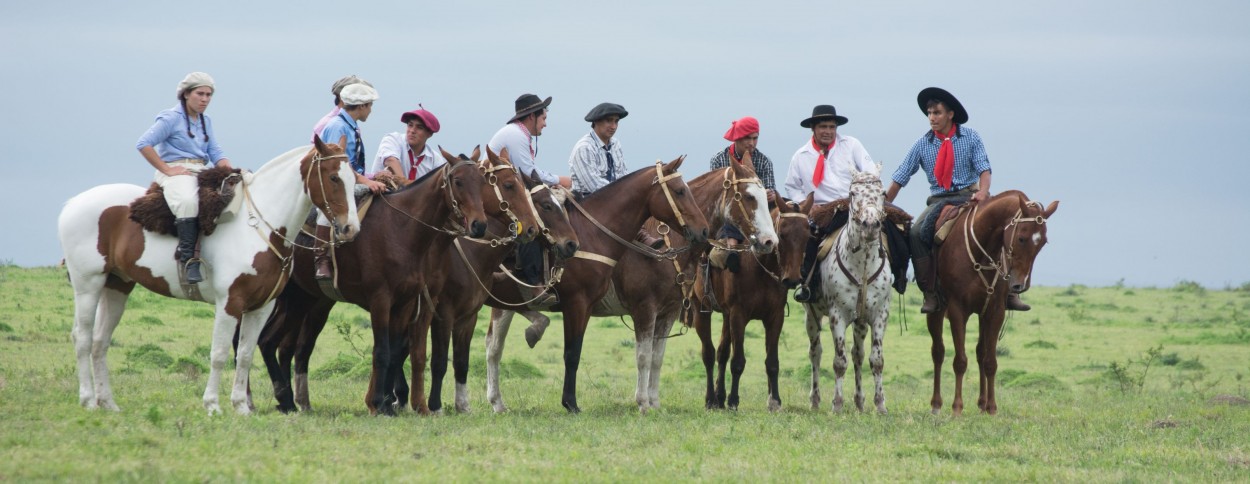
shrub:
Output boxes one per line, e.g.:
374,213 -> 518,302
0,322 -> 13,332
1159,352 -> 1181,366
1172,280 -> 1206,295
168,356 -> 208,377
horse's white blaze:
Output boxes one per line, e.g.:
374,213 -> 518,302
59,145 -> 356,416
742,183 -> 778,252
1031,232 -> 1042,245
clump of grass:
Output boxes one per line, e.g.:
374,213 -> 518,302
1059,284 -> 1084,296
183,307 -> 214,318
1002,372 -> 1069,392
135,315 -> 163,326
619,339 -> 635,348
467,354 -> 542,379
126,343 -> 174,370
168,356 -> 207,377
1159,352 -> 1181,366
1173,280 -> 1206,295
0,322 -> 13,332
1024,340 -> 1057,349
312,353 -> 366,379
1176,357 -> 1206,371
996,345 -> 1011,357
1105,345 -> 1163,394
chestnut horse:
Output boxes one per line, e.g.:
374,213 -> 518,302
58,137 -> 360,415
483,157 -> 711,413
927,190 -> 1058,415
257,147 -> 540,415
409,177 -> 579,413
491,160 -> 777,413
690,197 -> 812,411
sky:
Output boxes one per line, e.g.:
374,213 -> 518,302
2,0 -> 1248,288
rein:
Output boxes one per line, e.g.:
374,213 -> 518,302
750,210 -> 807,283
560,162 -> 698,261
708,167 -> 765,253
377,158 -> 479,237
962,199 -> 1048,316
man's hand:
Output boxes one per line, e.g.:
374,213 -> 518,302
363,178 -> 387,194
970,189 -> 989,203
766,189 -> 777,204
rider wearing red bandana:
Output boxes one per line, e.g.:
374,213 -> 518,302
886,87 -> 1028,313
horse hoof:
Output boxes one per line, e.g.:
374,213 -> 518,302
767,400 -> 782,413
100,399 -> 121,412
524,326 -> 543,348
234,402 -> 253,416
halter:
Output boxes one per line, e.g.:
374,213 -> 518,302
479,159 -> 537,242
962,199 -> 1048,315
301,151 -> 352,246
709,166 -> 767,253
377,157 -> 479,237
563,162 -> 699,261
751,209 -> 808,283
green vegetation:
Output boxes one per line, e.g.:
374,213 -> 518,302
1,266 -> 1248,480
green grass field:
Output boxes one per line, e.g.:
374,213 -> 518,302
1,265 -> 1248,481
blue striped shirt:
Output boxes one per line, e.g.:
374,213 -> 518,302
135,104 -> 226,164
891,125 -> 991,196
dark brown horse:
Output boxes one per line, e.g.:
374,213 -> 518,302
690,197 -> 812,411
257,147 -> 540,415
493,161 -> 779,413
927,190 -> 1058,415
483,157 -> 711,413
408,173 -> 579,413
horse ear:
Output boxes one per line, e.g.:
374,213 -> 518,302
665,155 -> 686,173
313,134 -> 328,152
519,169 -> 536,188
497,147 -> 513,165
800,192 -> 815,213
1043,200 -> 1059,218
529,169 -> 542,185
740,148 -> 753,167
471,145 -> 482,161
439,146 -> 457,162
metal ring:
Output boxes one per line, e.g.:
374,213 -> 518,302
487,174 -> 498,185
656,223 -> 671,235
722,179 -> 733,189
732,192 -> 743,201
499,201 -> 510,211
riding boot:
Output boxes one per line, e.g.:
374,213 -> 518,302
793,235 -> 822,303
1006,293 -> 1032,311
636,228 -> 665,250
313,225 -> 333,280
708,246 -> 740,273
913,256 -> 940,314
174,218 -> 203,284
517,241 -> 558,309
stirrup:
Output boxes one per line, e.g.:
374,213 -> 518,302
793,285 -> 811,303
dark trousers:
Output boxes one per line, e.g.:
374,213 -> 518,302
800,209 -> 911,294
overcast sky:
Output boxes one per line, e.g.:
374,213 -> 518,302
2,0 -> 1247,288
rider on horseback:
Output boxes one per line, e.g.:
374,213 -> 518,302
135,72 -> 233,284
885,87 -> 1030,313
708,116 -> 778,273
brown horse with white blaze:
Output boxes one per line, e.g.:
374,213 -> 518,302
927,190 -> 1058,415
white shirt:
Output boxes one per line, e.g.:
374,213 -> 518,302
488,122 -> 559,185
784,133 -> 875,204
368,132 -> 446,180
568,130 -> 626,193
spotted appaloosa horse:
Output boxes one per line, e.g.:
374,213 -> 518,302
928,190 -> 1057,416
805,166 -> 893,413
483,157 -> 710,413
58,137 -> 359,415
690,196 -> 811,411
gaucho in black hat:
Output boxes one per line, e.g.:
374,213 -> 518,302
488,93 -> 569,309
786,104 -> 909,303
884,87 -> 1029,312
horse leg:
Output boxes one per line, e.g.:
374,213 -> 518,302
692,302 -> 719,409
927,310 -> 947,414
521,309 -> 551,348
713,314 -> 731,408
632,310 -> 657,414
804,306 -> 823,410
90,285 -> 131,412
948,308 -> 970,417
851,315 -> 867,412
70,280 -> 105,410
427,309 -> 451,414
204,302 -> 243,415
485,308 -> 515,413
726,313 -> 747,411
763,311 -> 783,413
408,301 -> 432,415
452,316 -> 474,413
830,313 -> 849,413
870,303 -> 890,414
259,288 -> 309,413
290,297 -> 335,412
561,303 -> 591,413
231,303 -> 274,415
979,311 -> 1003,415
647,315 -> 677,410
366,307 -> 396,416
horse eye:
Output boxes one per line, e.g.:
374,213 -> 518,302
675,188 -> 686,196
504,182 -> 515,189
543,203 -> 553,211
330,176 -> 342,184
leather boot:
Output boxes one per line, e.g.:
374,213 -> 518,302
1006,293 -> 1032,311
313,225 -> 333,280
913,256 -> 940,314
522,284 -> 558,310
175,218 -> 203,284
794,236 -> 821,303
708,246 -> 740,273
636,229 -> 665,250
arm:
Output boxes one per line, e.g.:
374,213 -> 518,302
382,157 -> 404,177
885,181 -> 902,203
205,116 -> 230,169
971,170 -> 992,203
968,131 -> 992,203
568,142 -> 606,192
783,153 -> 807,202
136,114 -> 188,176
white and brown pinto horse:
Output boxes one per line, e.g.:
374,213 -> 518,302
804,165 -> 893,413
57,137 -> 359,415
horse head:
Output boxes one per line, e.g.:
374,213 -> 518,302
307,135 -> 361,241
520,168 -> 579,260
648,156 -> 710,244
437,146 -> 489,239
773,193 -> 815,289
1000,192 -> 1059,295
727,151 -> 779,255
848,164 -> 886,235
480,146 -> 543,244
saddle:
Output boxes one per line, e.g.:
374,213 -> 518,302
933,203 -> 969,245
128,166 -> 242,236
809,198 -> 913,229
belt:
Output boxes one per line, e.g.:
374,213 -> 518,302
168,158 -> 206,165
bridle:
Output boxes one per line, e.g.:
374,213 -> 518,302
751,207 -> 807,283
377,157 -> 480,236
709,166 -> 767,253
963,198 -> 1047,314
831,182 -> 888,317
563,161 -> 701,261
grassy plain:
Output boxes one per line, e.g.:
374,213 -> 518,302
1,265 -> 1248,481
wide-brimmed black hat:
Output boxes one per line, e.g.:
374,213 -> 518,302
584,102 -> 628,122
800,105 -> 848,128
508,93 -> 552,124
917,87 -> 968,125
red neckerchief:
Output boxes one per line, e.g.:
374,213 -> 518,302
933,124 -> 957,190
728,144 -> 743,165
810,136 -> 835,185
407,148 -> 426,181
514,121 -> 537,158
